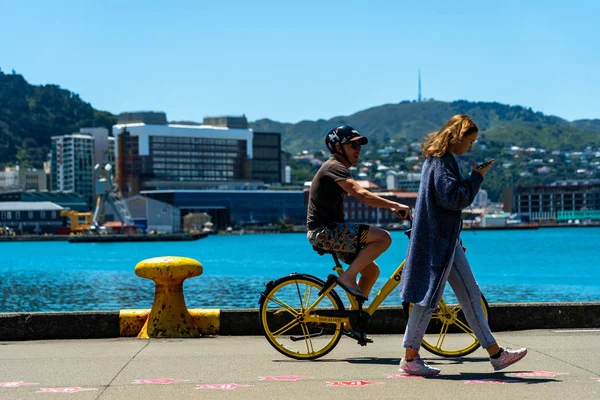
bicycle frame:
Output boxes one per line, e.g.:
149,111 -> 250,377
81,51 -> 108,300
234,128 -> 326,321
334,261 -> 405,315
302,258 -> 406,326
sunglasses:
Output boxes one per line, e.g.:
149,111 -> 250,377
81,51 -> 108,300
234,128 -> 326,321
348,142 -> 362,150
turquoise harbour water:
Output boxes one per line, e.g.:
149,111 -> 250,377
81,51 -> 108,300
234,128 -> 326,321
1,227 -> 599,312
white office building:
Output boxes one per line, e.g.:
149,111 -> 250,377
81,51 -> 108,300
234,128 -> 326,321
50,133 -> 95,208
112,112 -> 281,196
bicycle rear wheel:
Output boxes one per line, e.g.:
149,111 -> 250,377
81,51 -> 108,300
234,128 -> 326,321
258,274 -> 345,360
406,294 -> 490,357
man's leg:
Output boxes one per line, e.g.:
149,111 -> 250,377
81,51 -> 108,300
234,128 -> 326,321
358,261 -> 380,298
343,261 -> 380,332
338,226 -> 390,291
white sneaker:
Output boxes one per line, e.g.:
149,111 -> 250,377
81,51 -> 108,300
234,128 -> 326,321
490,347 -> 528,371
399,354 -> 440,376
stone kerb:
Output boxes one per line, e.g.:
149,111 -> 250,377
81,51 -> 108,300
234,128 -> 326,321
1,303 -> 599,341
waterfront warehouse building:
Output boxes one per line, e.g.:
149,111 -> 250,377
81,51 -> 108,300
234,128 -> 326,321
0,190 -> 89,212
102,194 -> 182,233
141,189 -> 306,231
0,201 -> 63,234
504,180 -> 600,222
113,112 -> 282,197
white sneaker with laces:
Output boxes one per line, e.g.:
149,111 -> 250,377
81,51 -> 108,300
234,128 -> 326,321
399,354 -> 440,376
490,347 -> 528,371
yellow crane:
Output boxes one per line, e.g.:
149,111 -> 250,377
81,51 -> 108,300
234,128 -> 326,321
60,210 -> 94,234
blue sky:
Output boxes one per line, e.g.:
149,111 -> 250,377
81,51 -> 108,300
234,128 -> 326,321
1,0 -> 598,123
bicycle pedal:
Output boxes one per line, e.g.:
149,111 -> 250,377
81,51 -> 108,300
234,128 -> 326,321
343,330 -> 373,345
357,334 -> 371,346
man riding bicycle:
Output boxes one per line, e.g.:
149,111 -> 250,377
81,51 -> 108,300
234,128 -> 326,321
306,125 -> 412,304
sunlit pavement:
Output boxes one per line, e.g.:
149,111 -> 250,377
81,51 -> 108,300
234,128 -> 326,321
1,330 -> 599,399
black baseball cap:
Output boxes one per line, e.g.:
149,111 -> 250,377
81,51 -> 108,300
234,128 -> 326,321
325,125 -> 368,153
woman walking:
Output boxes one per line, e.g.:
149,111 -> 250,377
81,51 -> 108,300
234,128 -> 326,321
398,114 -> 527,376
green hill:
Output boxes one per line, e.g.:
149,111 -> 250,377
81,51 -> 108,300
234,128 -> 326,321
572,119 -> 600,133
1,69 -> 599,171
252,100 -> 598,154
0,70 -> 116,168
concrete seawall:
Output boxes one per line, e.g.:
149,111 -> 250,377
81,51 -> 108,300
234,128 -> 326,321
1,302 -> 599,341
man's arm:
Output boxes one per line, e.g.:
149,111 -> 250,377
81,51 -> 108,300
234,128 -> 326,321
337,178 -> 412,219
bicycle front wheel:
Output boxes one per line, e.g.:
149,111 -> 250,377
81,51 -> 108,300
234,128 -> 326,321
406,294 -> 490,357
259,274 -> 345,360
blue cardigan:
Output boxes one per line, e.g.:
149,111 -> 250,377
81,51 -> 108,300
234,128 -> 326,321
398,152 -> 484,307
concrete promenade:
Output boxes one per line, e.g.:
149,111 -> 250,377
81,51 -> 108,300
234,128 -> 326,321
1,330 -> 600,399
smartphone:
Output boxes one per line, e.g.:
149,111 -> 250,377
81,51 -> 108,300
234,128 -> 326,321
477,158 -> 494,170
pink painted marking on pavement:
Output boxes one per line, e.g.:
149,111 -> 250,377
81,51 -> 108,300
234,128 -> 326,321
196,383 -> 253,390
37,387 -> 98,393
327,380 -> 384,387
387,373 -> 424,379
592,377 -> 600,382
133,378 -> 189,385
511,371 -> 568,377
0,381 -> 38,387
259,375 -> 312,381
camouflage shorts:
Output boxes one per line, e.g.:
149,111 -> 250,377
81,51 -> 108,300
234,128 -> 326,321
307,222 -> 369,264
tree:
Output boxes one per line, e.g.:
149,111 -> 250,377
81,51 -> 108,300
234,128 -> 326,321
16,138 -> 46,168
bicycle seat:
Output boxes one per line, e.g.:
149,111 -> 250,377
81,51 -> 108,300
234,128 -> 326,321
312,245 -> 335,256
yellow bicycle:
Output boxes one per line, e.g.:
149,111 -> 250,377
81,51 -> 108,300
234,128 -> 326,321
258,231 -> 489,360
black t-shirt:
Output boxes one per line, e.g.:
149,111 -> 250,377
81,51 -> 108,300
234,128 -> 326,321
306,157 -> 352,231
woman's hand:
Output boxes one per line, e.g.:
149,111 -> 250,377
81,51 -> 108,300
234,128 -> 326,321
472,160 -> 493,176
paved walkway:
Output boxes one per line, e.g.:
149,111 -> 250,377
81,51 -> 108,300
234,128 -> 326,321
1,329 -> 599,399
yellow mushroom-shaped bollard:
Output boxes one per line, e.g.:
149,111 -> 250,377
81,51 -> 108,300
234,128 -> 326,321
134,256 -> 203,338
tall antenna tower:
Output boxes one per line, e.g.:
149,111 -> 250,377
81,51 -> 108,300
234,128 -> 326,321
418,69 -> 422,102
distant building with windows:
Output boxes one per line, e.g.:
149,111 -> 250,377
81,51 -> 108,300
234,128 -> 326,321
0,166 -> 47,191
79,127 -> 115,167
252,132 -> 282,184
113,112 -> 283,197
386,171 -> 421,192
503,180 -> 600,221
50,133 -> 95,208
0,201 -> 63,234
343,191 -> 418,226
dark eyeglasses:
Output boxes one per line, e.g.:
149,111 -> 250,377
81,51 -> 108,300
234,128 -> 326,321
348,142 -> 362,150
